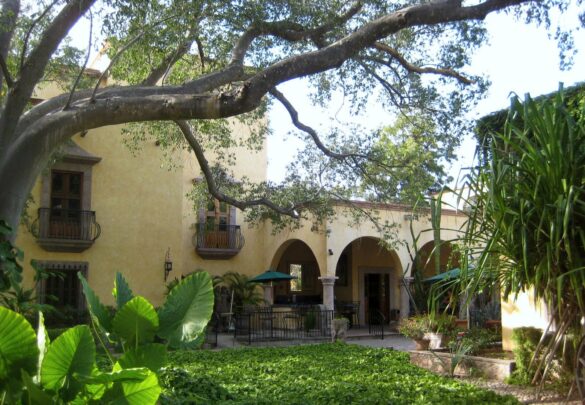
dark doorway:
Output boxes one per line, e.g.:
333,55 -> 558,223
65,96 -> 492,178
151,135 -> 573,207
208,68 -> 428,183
364,273 -> 390,323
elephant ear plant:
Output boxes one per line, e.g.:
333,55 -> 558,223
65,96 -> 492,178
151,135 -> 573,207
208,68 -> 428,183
0,271 -> 214,403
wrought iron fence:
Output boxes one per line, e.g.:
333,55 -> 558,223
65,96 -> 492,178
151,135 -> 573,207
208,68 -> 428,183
204,312 -> 221,348
368,309 -> 385,339
234,307 -> 334,344
32,208 -> 101,241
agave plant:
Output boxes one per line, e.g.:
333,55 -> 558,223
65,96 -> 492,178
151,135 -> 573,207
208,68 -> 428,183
459,86 -> 585,386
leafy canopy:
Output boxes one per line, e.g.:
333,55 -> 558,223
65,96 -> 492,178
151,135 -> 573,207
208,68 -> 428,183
0,0 -> 581,236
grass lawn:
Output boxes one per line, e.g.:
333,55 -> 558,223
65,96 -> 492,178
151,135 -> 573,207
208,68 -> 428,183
160,343 -> 519,404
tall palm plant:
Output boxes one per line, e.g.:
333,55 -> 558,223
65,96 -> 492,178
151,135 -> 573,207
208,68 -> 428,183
460,86 -> 585,387
219,271 -> 263,311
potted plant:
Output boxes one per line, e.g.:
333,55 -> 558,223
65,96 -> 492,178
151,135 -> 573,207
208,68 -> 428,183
398,316 -> 431,350
424,313 -> 457,350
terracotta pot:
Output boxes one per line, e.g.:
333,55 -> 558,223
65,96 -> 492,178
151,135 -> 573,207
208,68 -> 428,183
414,338 -> 430,350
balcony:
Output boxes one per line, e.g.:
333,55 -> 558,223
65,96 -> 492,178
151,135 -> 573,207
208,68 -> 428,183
31,208 -> 101,252
193,223 -> 244,259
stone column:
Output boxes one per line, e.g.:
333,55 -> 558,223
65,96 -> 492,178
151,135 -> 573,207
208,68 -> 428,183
262,284 -> 274,305
319,276 -> 337,311
400,277 -> 413,319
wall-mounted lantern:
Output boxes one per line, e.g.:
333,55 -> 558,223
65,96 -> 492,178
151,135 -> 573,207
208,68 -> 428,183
164,248 -> 173,281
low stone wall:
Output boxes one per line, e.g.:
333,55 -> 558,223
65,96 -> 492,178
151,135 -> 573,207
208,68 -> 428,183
409,350 -> 516,381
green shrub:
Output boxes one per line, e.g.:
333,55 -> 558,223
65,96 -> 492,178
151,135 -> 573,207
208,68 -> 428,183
458,327 -> 501,355
507,327 -> 543,385
398,313 -> 458,339
398,315 -> 430,339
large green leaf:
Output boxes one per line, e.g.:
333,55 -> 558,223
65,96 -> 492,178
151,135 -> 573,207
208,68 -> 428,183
157,272 -> 214,349
41,325 -> 95,401
115,344 -> 167,372
113,296 -> 158,347
75,367 -> 149,384
0,306 -> 38,391
21,370 -> 54,405
78,273 -> 112,333
113,272 -> 134,310
101,370 -> 161,405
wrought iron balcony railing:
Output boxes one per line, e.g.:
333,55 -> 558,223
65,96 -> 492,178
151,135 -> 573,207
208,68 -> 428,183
31,208 -> 101,252
193,223 -> 244,259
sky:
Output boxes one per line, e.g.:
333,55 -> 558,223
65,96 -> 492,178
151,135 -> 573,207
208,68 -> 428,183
266,8 -> 585,184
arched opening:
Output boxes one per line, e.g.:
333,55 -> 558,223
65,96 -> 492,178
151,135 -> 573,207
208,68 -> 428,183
411,240 -> 461,314
272,240 -> 321,305
334,237 -> 402,326
416,240 -> 461,279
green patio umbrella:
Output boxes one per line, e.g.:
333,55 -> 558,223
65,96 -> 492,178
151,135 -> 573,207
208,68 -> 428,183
422,267 -> 475,283
249,270 -> 297,283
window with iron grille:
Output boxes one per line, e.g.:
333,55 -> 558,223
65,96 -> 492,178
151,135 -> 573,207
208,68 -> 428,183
35,261 -> 88,314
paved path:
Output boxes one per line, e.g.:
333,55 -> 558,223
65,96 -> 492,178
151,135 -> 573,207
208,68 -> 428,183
214,333 -> 415,351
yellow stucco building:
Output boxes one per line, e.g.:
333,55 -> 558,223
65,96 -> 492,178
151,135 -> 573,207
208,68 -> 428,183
17,77 -> 474,335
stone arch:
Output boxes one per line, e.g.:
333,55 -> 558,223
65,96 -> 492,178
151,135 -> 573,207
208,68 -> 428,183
333,236 -> 403,325
269,239 -> 322,305
415,240 -> 461,279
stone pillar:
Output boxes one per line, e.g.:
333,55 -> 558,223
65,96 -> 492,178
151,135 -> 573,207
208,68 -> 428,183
262,284 -> 274,305
319,276 -> 337,311
400,277 -> 413,319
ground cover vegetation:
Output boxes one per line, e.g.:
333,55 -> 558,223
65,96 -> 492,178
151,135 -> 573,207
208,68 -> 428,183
0,0 -> 581,242
159,343 -> 519,404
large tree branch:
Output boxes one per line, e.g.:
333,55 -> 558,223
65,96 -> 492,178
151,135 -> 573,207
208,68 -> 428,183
16,63 -> 246,135
242,0 -> 529,102
175,120 -> 302,218
64,9 -> 93,110
269,87 -> 363,160
0,0 -> 95,148
0,0 -> 19,91
13,0 -> 531,157
372,42 -> 473,84
0,54 -> 13,88
230,1 -> 363,65
19,0 -> 60,70
142,37 -> 194,86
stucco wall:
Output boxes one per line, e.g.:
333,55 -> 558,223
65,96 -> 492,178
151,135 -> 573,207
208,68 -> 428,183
501,289 -> 549,351
17,127 -> 184,306
17,81 -> 270,307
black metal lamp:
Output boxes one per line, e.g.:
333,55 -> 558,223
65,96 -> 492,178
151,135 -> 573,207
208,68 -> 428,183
164,248 -> 173,281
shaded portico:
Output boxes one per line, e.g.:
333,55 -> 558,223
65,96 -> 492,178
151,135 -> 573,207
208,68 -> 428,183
333,237 -> 403,325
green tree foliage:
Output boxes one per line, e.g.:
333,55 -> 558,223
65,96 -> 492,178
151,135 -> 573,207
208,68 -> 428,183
362,114 -> 453,204
0,0 -> 580,238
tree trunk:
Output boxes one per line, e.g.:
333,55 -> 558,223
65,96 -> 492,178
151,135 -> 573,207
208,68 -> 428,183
0,139 -> 56,240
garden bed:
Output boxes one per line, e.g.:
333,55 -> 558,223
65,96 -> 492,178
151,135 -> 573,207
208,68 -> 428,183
409,350 -> 516,381
160,343 -> 519,404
